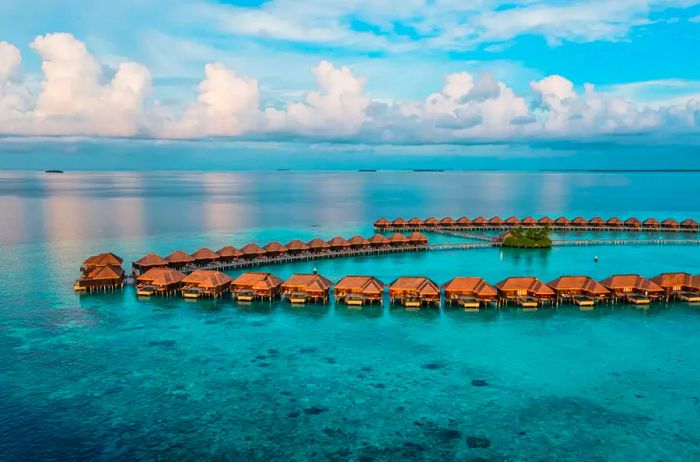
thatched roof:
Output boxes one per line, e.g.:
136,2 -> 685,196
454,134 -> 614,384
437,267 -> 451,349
606,217 -> 622,226
240,243 -> 266,256
335,276 -> 384,295
643,218 -> 660,226
83,252 -> 123,267
440,217 -> 456,225
263,241 -> 288,253
662,218 -> 679,227
472,216 -> 487,225
538,216 -> 554,225
407,232 -> 428,244
681,218 -> 699,228
374,218 -> 390,227
650,272 -> 699,290
456,217 -> 471,225
554,216 -> 569,225
232,272 -> 283,290
505,216 -> 521,225
388,233 -> 409,244
442,277 -> 497,297
134,253 -> 168,268
191,247 -> 220,261
86,265 -> 124,281
494,277 -> 555,296
286,240 -> 310,252
327,236 -> 351,248
600,274 -> 663,293
182,270 -> 232,289
166,250 -> 195,264
348,235 -> 371,247
389,277 -> 440,296
282,274 -> 333,291
137,268 -> 186,286
546,276 -> 609,295
391,217 -> 407,226
217,246 -> 243,259
521,216 -> 536,225
624,217 -> 641,226
488,216 -> 504,225
588,216 -> 604,225
307,238 -> 331,251
424,217 -> 439,225
408,217 -> 423,226
571,217 -> 587,225
368,234 -> 390,245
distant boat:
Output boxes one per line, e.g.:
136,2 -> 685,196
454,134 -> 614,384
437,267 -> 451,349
45,170 -> 64,174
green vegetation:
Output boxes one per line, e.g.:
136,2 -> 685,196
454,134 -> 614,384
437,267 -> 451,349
501,226 -> 552,248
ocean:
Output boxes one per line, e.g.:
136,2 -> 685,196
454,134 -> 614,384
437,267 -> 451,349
1,169 -> 700,460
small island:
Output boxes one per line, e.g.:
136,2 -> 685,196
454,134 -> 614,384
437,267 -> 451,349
498,226 -> 553,248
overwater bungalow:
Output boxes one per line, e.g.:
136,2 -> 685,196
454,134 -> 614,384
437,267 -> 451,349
439,217 -> 457,227
442,277 -> 498,310
599,274 -> 664,305
286,240 -> 310,255
231,272 -> 283,301
681,218 -> 699,230
348,235 -> 371,249
424,217 -> 439,227
554,217 -> 570,227
661,218 -> 680,229
334,276 -> 385,306
281,274 -> 333,304
263,241 -> 288,257
132,253 -> 168,276
389,277 -> 440,308
368,234 -> 390,248
217,246 -> 243,262
135,268 -> 185,296
643,218 -> 660,229
408,217 -> 424,227
240,243 -> 266,260
388,233 -> 410,246
327,236 -> 351,252
181,270 -> 232,299
589,216 -> 604,227
391,217 -> 408,229
494,277 -> 555,308
606,217 -> 623,228
407,232 -> 428,245
625,217 -> 642,229
307,238 -> 331,253
521,216 -> 537,227
74,265 -> 125,293
538,216 -> 554,226
81,252 -> 123,275
191,248 -> 220,266
456,217 -> 471,226
546,276 -> 610,307
165,250 -> 195,269
650,272 -> 700,303
374,218 -> 390,229
571,217 -> 587,227
472,216 -> 487,227
505,216 -> 521,226
489,216 -> 505,227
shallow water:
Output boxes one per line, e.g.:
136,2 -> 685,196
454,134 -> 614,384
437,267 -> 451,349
1,170 -> 700,460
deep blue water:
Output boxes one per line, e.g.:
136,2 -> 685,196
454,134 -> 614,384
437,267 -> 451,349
1,170 -> 700,460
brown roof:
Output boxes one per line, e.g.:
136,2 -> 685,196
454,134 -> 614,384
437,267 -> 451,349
681,218 -> 699,228
86,265 -> 124,281
625,217 -> 641,226
232,272 -> 283,290
600,274 -> 663,293
327,236 -> 351,248
472,216 -> 487,225
166,250 -> 195,264
607,217 -> 622,226
554,216 -> 569,225
217,246 -> 243,258
488,216 -> 504,225
134,253 -> 168,267
407,232 -> 428,244
374,218 -> 390,226
442,277 -> 497,297
662,218 -> 679,227
286,240 -> 310,252
368,234 -> 390,245
538,216 -> 554,224
440,217 -> 456,225
589,216 -> 604,225
191,247 -> 220,261
307,238 -> 331,250
348,235 -> 371,247
263,241 -> 288,253
282,274 -> 333,291
388,233 -> 409,244
240,243 -> 266,256
182,270 -> 232,289
389,277 -> 440,296
650,272 -> 699,290
505,216 -> 521,225
391,217 -> 407,226
335,276 -> 385,294
494,277 -> 555,296
521,216 -> 536,225
424,217 -> 439,225
571,217 -> 587,225
643,218 -> 660,226
456,217 -> 471,225
137,268 -> 186,286
546,276 -> 610,295
408,217 -> 423,226
83,252 -> 123,267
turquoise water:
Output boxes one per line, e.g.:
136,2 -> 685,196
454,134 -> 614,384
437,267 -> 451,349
2,171 -> 700,460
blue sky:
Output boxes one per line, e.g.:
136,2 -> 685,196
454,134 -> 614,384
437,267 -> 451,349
1,0 -> 700,143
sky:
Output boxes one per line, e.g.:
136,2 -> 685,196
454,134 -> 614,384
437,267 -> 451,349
1,0 -> 700,145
